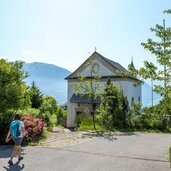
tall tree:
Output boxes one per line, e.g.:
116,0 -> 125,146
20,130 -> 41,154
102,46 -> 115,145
141,19 -> 171,116
97,78 -> 129,130
0,59 -> 28,113
28,81 -> 43,109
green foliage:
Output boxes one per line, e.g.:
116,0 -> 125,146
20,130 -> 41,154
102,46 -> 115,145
56,107 -> 63,122
56,107 -> 67,127
75,112 -> 82,128
143,97 -> 171,116
16,108 -> 40,117
139,61 -> 157,80
42,111 -> 54,131
0,59 -> 28,113
128,105 -> 167,131
28,81 -> 43,109
97,78 -> 129,130
50,114 -> 58,126
130,102 -> 141,115
41,95 -> 58,115
0,112 -> 14,144
169,146 -> 171,166
141,18 -> 171,115
78,117 -> 104,131
127,63 -> 139,78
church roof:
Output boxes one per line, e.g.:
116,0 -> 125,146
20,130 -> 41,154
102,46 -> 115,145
65,52 -> 139,81
97,52 -> 128,73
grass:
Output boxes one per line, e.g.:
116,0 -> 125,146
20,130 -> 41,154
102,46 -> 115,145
77,118 -> 105,131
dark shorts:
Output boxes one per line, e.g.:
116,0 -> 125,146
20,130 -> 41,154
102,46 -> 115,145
12,137 -> 23,146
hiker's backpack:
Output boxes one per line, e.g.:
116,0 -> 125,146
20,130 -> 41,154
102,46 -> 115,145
10,121 -> 21,137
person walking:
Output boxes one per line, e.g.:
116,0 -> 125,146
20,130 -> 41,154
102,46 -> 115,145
5,114 -> 25,165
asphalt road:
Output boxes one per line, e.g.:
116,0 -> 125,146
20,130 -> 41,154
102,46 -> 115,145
0,133 -> 171,171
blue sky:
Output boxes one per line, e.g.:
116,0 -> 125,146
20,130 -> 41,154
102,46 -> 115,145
0,0 -> 171,72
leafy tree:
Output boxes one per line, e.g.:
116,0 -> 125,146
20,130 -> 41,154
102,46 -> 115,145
139,62 -> 157,107
41,95 -> 58,114
56,106 -> 67,125
0,59 -> 28,112
141,19 -> 171,116
74,60 -> 101,130
97,78 -> 129,130
28,81 -> 43,109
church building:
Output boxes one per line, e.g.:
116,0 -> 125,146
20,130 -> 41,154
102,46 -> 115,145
65,52 -> 141,128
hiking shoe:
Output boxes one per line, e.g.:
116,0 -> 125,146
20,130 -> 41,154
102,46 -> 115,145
18,156 -> 23,161
8,160 -> 13,166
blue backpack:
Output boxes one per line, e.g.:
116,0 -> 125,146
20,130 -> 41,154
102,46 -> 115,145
10,121 -> 21,137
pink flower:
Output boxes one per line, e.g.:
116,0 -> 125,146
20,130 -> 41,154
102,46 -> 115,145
22,114 -> 45,142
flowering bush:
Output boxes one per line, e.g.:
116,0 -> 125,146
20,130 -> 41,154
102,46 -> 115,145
21,115 -> 44,142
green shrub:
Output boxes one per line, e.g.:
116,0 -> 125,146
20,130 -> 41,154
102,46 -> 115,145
169,146 -> 171,166
128,112 -> 167,131
16,108 -> 40,117
42,112 -> 54,131
97,79 -> 129,130
0,113 -> 13,144
50,114 -> 57,126
56,107 -> 67,127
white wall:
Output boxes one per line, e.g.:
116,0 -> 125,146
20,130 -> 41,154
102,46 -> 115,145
67,78 -> 141,106
67,102 -> 95,128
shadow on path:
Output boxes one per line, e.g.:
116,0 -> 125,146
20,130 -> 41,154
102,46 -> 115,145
0,146 -> 25,159
81,131 -> 138,141
3,161 -> 25,171
81,132 -> 117,141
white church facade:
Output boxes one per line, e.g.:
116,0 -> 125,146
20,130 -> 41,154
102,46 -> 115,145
65,52 -> 141,128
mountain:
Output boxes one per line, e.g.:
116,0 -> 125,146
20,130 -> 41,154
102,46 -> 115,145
23,62 -> 71,105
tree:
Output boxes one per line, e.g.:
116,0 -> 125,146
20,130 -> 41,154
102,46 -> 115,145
74,60 -> 101,130
141,19 -> 171,116
28,81 -> 43,109
139,61 -> 157,107
0,59 -> 28,113
41,95 -> 58,114
97,78 -> 129,130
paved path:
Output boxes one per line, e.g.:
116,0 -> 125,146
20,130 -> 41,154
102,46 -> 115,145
0,133 -> 171,171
